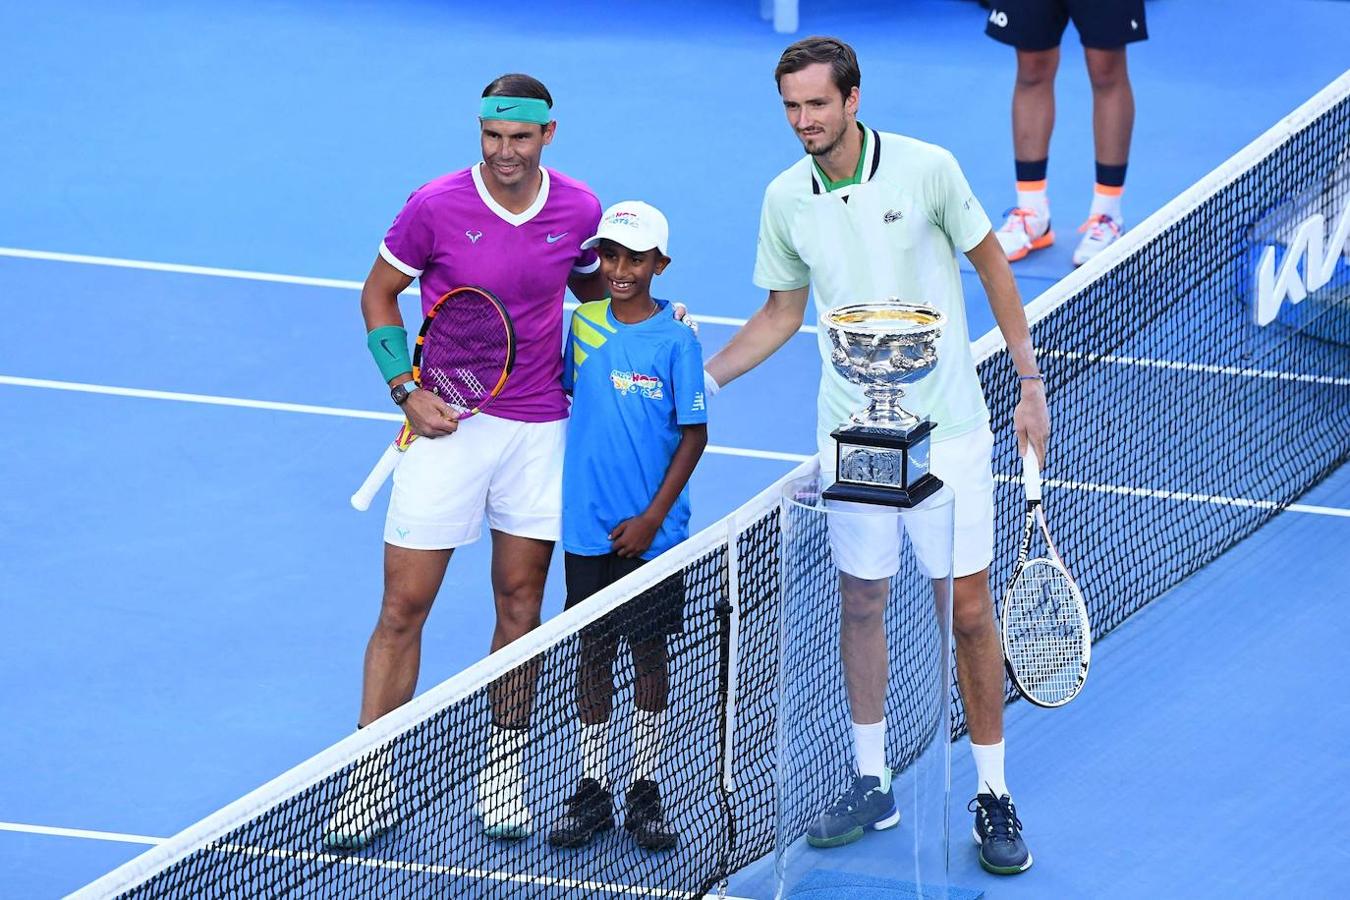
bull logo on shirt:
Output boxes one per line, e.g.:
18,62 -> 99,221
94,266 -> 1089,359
610,369 -> 664,400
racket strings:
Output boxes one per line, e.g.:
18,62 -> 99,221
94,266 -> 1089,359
1005,562 -> 1086,703
419,295 -> 512,412
456,367 -> 486,398
427,369 -> 469,410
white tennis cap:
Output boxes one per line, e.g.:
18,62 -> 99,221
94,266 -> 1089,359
580,201 -> 670,256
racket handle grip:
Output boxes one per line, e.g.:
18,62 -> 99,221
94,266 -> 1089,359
350,444 -> 403,512
1022,446 -> 1042,501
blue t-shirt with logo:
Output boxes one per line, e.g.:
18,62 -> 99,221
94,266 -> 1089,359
562,299 -> 708,560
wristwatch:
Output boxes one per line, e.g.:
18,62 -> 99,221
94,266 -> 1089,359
390,381 -> 419,406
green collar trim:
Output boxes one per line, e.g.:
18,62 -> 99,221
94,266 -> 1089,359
812,123 -> 870,192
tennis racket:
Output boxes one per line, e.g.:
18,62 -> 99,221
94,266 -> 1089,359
350,285 -> 516,511
1000,447 -> 1091,708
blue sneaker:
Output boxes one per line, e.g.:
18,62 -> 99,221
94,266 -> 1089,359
548,778 -> 613,849
805,771 -> 900,848
970,792 -> 1033,874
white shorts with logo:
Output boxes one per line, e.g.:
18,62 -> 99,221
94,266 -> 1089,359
819,424 -> 995,580
384,413 -> 566,550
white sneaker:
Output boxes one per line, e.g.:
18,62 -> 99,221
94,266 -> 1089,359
475,757 -> 532,840
995,207 -> 1054,262
1072,214 -> 1123,266
323,751 -> 399,850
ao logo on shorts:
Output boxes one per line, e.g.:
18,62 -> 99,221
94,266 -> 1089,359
988,8 -> 1008,27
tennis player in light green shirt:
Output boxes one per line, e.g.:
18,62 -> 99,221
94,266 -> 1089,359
704,36 -> 1050,876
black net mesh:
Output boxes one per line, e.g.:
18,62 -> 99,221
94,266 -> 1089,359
120,544 -> 737,899
966,87 -> 1350,734
88,80 -> 1350,900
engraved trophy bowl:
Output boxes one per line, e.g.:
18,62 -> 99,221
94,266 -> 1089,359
822,301 -> 947,433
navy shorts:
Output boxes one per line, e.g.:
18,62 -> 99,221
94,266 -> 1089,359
985,0 -> 1148,51
564,552 -> 685,643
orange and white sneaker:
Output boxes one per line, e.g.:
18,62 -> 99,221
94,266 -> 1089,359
994,208 -> 1054,262
1072,214 -> 1123,266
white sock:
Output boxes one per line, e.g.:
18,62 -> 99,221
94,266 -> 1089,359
580,721 -> 610,786
631,708 -> 665,783
487,724 -> 528,783
970,740 -> 1009,798
1088,185 -> 1124,223
1015,180 -> 1050,223
852,718 -> 887,781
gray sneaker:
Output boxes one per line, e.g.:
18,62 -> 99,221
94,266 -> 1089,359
805,771 -> 899,849
970,792 -> 1033,874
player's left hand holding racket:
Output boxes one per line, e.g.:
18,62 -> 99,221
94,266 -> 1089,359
1000,447 -> 1092,708
350,286 -> 516,511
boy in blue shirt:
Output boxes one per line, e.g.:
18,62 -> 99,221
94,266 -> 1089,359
549,201 -> 708,852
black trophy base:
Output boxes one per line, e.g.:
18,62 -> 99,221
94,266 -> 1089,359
822,473 -> 943,508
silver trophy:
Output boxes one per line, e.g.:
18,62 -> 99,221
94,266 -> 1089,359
820,301 -> 946,507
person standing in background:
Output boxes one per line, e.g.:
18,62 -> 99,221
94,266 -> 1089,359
984,0 -> 1147,266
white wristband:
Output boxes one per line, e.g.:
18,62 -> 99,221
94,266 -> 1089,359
703,369 -> 721,397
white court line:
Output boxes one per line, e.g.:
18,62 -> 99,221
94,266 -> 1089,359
4,376 -> 1344,514
993,473 -> 1350,518
0,245 -> 817,333
2,246 -> 1345,507
0,821 -> 162,846
0,375 -> 813,465
1045,349 -> 1350,386
0,822 -> 751,900
209,842 -> 752,899
0,247 -> 364,290
0,375 -> 398,421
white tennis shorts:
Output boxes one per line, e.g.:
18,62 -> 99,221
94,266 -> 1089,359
819,424 -> 995,580
384,413 -> 566,550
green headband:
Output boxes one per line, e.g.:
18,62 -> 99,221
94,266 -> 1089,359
480,96 -> 552,124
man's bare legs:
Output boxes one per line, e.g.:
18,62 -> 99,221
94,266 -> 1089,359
486,530 -> 553,729
952,570 -> 1005,749
838,569 -> 1004,751
357,530 -> 554,729
359,545 -> 453,727
1084,47 -> 1134,169
1076,46 -> 1134,263
838,572 -> 889,726
997,47 -> 1060,259
1012,47 -> 1059,163
327,545 -> 453,850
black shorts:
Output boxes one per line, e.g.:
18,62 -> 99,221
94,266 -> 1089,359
985,0 -> 1148,51
563,552 -> 686,644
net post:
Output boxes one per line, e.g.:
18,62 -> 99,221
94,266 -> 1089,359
721,515 -> 742,793
712,515 -> 743,889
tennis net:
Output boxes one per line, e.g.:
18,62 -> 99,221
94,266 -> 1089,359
73,70 -> 1350,899
969,67 -> 1350,726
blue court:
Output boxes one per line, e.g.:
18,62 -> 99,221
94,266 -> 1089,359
3,1 -> 1349,897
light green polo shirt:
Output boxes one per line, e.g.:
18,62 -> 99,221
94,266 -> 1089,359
753,124 -> 993,445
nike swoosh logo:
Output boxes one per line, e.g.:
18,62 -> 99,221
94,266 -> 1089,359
546,232 -> 568,243
495,104 -> 519,113
379,338 -> 395,357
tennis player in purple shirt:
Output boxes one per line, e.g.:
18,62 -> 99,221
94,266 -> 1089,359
325,73 -> 605,849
